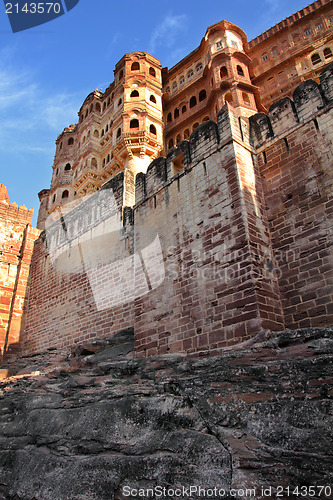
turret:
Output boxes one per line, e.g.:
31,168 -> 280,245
111,52 -> 164,205
207,20 -> 262,116
36,189 -> 50,230
162,20 -> 263,152
43,52 -> 164,217
0,184 -> 10,204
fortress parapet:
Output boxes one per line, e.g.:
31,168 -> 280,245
250,62 -> 333,148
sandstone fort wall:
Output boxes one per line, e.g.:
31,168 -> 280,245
22,64 -> 333,356
0,190 -> 39,356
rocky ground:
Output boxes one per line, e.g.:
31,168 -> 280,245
0,327 -> 332,500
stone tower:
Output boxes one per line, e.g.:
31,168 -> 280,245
162,20 -> 265,152
38,52 -> 164,228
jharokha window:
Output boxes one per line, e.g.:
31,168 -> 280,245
220,66 -> 228,78
237,65 -> 244,76
324,48 -> 332,59
311,53 -> 321,65
199,90 -> 206,102
130,119 -> 139,129
190,96 -> 197,108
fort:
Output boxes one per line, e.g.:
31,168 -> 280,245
0,0 -> 332,358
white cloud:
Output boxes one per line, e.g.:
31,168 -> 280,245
0,47 -> 80,155
149,14 -> 187,54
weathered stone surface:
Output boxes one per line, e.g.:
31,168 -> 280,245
0,327 -> 332,499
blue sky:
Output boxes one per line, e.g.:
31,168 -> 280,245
0,0 -> 309,226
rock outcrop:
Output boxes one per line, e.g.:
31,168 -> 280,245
0,327 -> 332,499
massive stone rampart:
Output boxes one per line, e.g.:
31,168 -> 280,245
22,64 -> 333,357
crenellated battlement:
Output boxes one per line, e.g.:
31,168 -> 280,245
250,62 -> 333,149
134,106 -> 251,207
0,198 -> 34,224
135,64 -> 333,207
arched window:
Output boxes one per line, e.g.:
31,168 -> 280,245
103,158 -> 105,167
130,90 -> 139,97
64,163 -> 71,171
150,94 -> 156,103
167,112 -> 172,123
101,130 -> 104,137
187,69 -> 194,79
176,134 -> 181,145
105,124 -> 109,132
131,62 -> 140,71
182,105 -> 187,114
117,128 -> 121,138
242,92 -> 250,104
225,92 -> 233,103
103,102 -> 106,111
82,136 -> 86,143
199,90 -> 206,102
165,86 -> 170,93
190,96 -> 197,108
220,66 -> 228,78
85,109 -> 88,118
91,158 -> 97,168
68,137 -> 74,145
202,116 -> 209,122
172,81 -> 177,91
95,103 -> 101,112
324,47 -> 333,59
174,108 -> 179,119
311,53 -> 321,65
192,122 -> 199,131
149,67 -> 156,77
52,194 -> 56,203
56,168 -> 59,175
107,154 -> 110,163
184,129 -> 190,140
130,119 -> 139,129
168,138 -> 174,149
149,124 -> 157,135
237,65 -> 244,76
93,130 -> 99,138
179,76 -> 185,86
62,190 -> 69,199
118,98 -> 122,106
196,62 -> 203,73
107,98 -> 110,106
119,70 -> 124,80
262,53 -> 268,61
